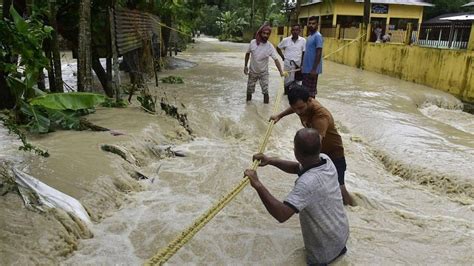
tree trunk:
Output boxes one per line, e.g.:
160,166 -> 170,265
43,38 -> 57,92
3,0 -> 12,19
37,70 -> 46,91
92,55 -> 114,97
77,0 -> 93,92
292,0 -> 302,25
49,1 -> 64,92
161,14 -> 172,57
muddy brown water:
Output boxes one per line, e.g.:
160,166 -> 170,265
1,37 -> 473,265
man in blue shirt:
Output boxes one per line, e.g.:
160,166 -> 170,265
302,16 -> 323,98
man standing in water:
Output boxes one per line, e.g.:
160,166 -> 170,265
245,128 -> 349,265
244,23 -> 285,104
276,24 -> 306,92
302,16 -> 323,98
271,86 -> 355,206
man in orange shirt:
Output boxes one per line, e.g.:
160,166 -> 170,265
271,86 -> 354,205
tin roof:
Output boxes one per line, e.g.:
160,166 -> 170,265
354,0 -> 433,6
302,0 -> 433,7
440,14 -> 474,21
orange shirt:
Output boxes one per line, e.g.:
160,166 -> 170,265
298,98 -> 345,159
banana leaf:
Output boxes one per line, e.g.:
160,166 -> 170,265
29,93 -> 106,111
20,103 -> 50,134
46,109 -> 82,131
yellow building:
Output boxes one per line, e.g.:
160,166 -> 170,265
298,0 -> 433,36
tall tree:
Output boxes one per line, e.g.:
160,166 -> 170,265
293,0 -> 302,25
77,0 -> 93,92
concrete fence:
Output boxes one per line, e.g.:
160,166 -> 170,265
270,22 -> 474,103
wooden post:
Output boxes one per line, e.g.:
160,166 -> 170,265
405,23 -> 413,45
358,23 -> 366,69
49,0 -> 64,92
106,6 -> 113,88
109,7 -> 120,101
336,24 -> 341,39
468,22 -> 474,50
78,0 -> 93,92
366,23 -> 372,42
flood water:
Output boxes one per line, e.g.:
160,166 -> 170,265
1,37 -> 473,265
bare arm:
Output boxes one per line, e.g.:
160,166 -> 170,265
270,106 -> 295,123
268,157 -> 300,174
253,153 -> 300,174
276,47 -> 285,61
311,48 -> 322,76
245,169 -> 296,223
274,59 -> 284,76
300,51 -> 305,68
244,52 -> 250,75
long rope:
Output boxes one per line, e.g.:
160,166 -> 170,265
145,76 -> 285,265
145,20 -> 365,265
323,33 -> 367,59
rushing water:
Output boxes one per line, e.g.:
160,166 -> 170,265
1,37 -> 473,265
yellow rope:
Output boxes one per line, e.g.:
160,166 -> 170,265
145,77 -> 285,266
323,33 -> 367,59
145,21 -> 366,265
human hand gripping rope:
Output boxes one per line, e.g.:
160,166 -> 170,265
144,75 -> 286,265
144,23 -> 366,265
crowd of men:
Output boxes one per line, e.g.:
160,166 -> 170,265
243,16 -> 354,265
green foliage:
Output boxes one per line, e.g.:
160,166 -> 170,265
0,7 -> 52,107
160,75 -> 184,84
217,11 -> 248,41
197,5 -> 221,36
19,102 -> 94,133
29,92 -> 106,111
137,90 -> 157,113
100,98 -> 128,108
160,98 -> 192,135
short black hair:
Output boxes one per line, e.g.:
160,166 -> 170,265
288,85 -> 310,105
309,16 -> 318,22
291,24 -> 301,29
294,128 -> 321,156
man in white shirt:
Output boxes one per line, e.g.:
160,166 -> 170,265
245,128 -> 349,265
277,24 -> 306,91
244,24 -> 284,104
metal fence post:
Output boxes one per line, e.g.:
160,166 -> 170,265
448,22 -> 455,48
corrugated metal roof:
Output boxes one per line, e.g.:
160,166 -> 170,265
302,0 -> 433,7
424,12 -> 473,23
113,8 -> 161,55
440,14 -> 474,21
301,1 -> 323,7
354,0 -> 434,6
